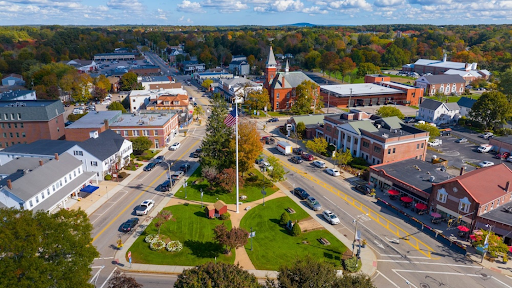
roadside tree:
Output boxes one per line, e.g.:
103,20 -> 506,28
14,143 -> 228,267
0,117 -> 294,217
291,80 -> 319,115
132,136 -> 153,154
175,262 -> 260,288
202,79 -> 213,90
414,123 -> 440,141
356,62 -> 380,78
192,105 -> 205,120
106,270 -> 143,288
235,120 -> 263,175
306,137 -> 328,155
120,72 -> 143,91
245,89 -> 270,111
375,106 -> 404,119
213,224 -> 249,255
108,101 -> 127,113
469,91 -> 512,130
267,156 -> 287,182
296,121 -> 306,139
333,149 -> 353,167
154,210 -> 173,236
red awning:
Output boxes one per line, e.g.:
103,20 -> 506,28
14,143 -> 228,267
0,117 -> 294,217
401,196 -> 413,203
415,203 -> 428,210
388,189 -> 399,196
509,246 -> 512,253
457,226 -> 470,232
470,235 -> 476,240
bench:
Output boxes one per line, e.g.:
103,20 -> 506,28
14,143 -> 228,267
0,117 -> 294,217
318,238 -> 331,246
286,207 -> 296,214
245,206 -> 251,211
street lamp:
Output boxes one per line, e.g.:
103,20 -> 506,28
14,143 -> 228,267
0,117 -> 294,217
481,224 -> 494,263
261,186 -> 266,206
200,189 -> 204,208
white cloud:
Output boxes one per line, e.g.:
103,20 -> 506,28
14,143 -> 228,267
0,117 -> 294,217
255,0 -> 304,12
374,0 -> 405,7
157,8 -> 167,20
201,0 -> 249,12
177,0 -> 204,13
107,0 -> 144,10
302,5 -> 328,13
178,15 -> 193,23
328,0 -> 371,10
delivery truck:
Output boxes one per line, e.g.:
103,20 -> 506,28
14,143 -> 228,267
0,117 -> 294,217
276,141 -> 293,155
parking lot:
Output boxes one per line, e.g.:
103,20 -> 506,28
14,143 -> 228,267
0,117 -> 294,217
426,135 -> 512,172
95,58 -> 153,77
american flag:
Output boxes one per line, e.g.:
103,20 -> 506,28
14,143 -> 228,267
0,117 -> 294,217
224,109 -> 238,127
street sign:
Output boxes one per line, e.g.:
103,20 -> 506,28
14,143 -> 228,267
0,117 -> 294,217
249,231 -> 256,238
183,182 -> 188,188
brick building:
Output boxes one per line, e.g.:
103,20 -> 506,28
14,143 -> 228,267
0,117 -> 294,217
146,94 -> 189,111
320,75 -> 423,108
414,74 -> 466,96
489,136 -> 512,154
129,65 -> 161,76
65,111 -> 122,142
0,100 -> 65,148
264,47 -> 319,111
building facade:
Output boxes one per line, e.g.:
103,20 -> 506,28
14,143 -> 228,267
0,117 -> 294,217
417,98 -> 460,125
415,74 -> 466,96
65,111 -> 122,142
146,94 -> 189,111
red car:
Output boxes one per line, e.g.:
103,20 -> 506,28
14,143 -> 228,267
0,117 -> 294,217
496,152 -> 510,159
301,153 -> 314,161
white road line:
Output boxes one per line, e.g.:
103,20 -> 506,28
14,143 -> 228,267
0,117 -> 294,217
99,267 -> 117,288
380,254 -> 430,259
91,266 -> 105,268
378,260 -> 480,268
90,191 -> 128,225
89,268 -> 103,284
93,257 -> 114,260
123,272 -> 176,277
374,270 -> 400,287
394,269 -> 480,276
492,276 -> 512,288
392,270 -> 418,288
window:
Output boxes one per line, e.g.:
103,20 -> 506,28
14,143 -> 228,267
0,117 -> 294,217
59,180 -> 62,186
10,113 -> 14,120
47,188 -> 50,196
91,161 -> 98,166
2,133 -> 5,138
3,113 -> 7,120
362,141 -> 369,148
373,146 -> 381,153
276,103 -> 279,109
17,113 -> 21,120
74,151 -> 83,156
52,185 -> 55,192
78,167 -> 81,173
133,130 -> 139,136
14,123 -> 17,128
437,192 -> 447,203
35,196 -> 39,204
41,192 -> 45,200
459,198 -> 470,213
74,171 -> 76,177
421,143 -> 424,148
277,93 -> 280,99
417,144 -> 419,149
64,176 -> 67,184
29,200 -> 33,208
22,133 -> 25,138
16,132 -> 19,138
20,123 -> 23,128
123,130 -> 128,136
9,133 -> 13,138
393,148 -> 396,153
388,149 -> 391,154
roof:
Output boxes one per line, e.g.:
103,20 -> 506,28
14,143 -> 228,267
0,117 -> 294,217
320,83 -> 404,96
445,102 -> 460,111
0,153 -> 82,201
479,70 -> 491,76
0,158 -> 50,175
444,69 -> 481,77
478,202 -> 512,226
68,59 -> 94,66
0,90 -> 34,101
414,59 -> 468,70
420,74 -> 465,84
214,200 -> 227,211
266,46 -> 277,66
65,111 -> 122,129
271,71 -> 314,89
0,140 -> 78,156
419,98 -> 444,110
222,77 -> 254,86
2,73 -> 23,80
440,164 -> 512,204
95,53 -> 136,56
197,72 -> 231,77
493,136 -> 512,145
0,85 -> 27,93
347,120 -> 379,135
380,117 -> 403,130
78,130 -> 127,161
291,114 -> 334,126
149,83 -> 182,90
457,97 -> 477,109
0,100 -> 64,121
110,113 -> 175,127
140,76 -> 170,82
371,158 -> 453,198
229,60 -> 248,66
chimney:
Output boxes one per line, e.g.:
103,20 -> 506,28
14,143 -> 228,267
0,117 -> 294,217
54,153 -> 59,161
443,54 -> 447,62
39,160 -> 43,166
506,181 -> 511,193
465,63 -> 469,71
282,75 -> 285,86
6,179 -> 12,189
460,166 -> 465,176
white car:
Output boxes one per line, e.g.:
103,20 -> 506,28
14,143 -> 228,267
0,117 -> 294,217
312,160 -> 326,168
101,100 -> 111,105
325,168 -> 341,177
507,156 -> 512,163
428,139 -> 442,147
261,161 -> 273,171
480,132 -> 494,139
322,210 -> 340,225
478,161 -> 494,168
136,199 -> 155,216
169,142 -> 181,150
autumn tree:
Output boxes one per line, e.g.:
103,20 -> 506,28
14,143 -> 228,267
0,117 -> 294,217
469,91 -> 512,130
338,57 -> 356,82
0,208 -> 99,288
175,263 -> 260,288
217,168 -> 244,192
213,224 -> 249,255
296,121 -> 306,139
193,105 -> 205,120
201,79 -> 213,91
235,120 -> 263,174
356,62 -> 381,78
245,88 -> 270,110
154,210 -> 173,236
320,51 -> 339,75
333,149 -> 353,167
415,123 -> 440,141
106,270 -> 143,288
95,74 -> 111,92
92,86 -> 107,101
108,101 -> 127,113
267,155 -> 286,182
120,72 -> 142,91
376,106 -> 404,119
306,137 -> 328,155
201,166 -> 219,183
291,80 -> 319,115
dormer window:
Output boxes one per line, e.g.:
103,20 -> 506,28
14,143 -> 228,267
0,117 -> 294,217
459,197 -> 471,213
437,188 -> 448,203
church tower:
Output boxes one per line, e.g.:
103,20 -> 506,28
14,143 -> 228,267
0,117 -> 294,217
265,46 -> 277,88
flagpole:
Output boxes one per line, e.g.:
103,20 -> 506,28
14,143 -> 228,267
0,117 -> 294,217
235,99 -> 239,213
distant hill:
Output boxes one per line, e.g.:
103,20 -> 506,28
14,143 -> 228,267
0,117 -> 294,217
286,23 -> 316,27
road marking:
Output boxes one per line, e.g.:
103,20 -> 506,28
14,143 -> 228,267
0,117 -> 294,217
493,276 -> 512,288
93,257 -> 114,260
92,140 -> 199,243
374,270 -> 400,288
373,239 -> 384,249
265,150 -> 436,259
392,270 -> 418,288
394,269 -> 486,277
378,260 -> 481,268
99,267 -> 117,288
380,254 -> 430,259
91,191 -> 128,224
89,266 -> 104,284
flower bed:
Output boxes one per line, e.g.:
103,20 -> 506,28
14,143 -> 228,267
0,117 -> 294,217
150,240 -> 166,250
166,240 -> 183,252
145,234 -> 158,243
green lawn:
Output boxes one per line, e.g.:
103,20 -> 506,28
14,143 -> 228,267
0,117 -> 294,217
425,94 -> 481,103
267,111 -> 289,117
128,204 -> 235,266
174,166 -> 278,204
240,197 -> 347,271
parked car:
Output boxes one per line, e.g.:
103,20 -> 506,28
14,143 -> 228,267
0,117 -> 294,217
480,132 -> 494,139
171,171 -> 185,179
169,142 -> 181,150
325,168 -> 341,177
478,161 -> 494,168
64,121 -> 74,127
322,210 -> 340,225
158,180 -> 171,192
121,218 -> 139,232
154,156 -> 165,163
267,117 -> 279,123
260,161 -> 273,171
495,152 -> 510,159
136,200 -> 155,216
428,139 -> 442,147
455,138 -> 468,143
180,163 -> 191,172
313,160 -> 326,168
255,158 -> 265,165
477,144 -> 493,153
293,148 -> 304,155
306,196 -> 322,211
143,162 -> 156,171
507,156 -> 512,162
301,153 -> 314,161
192,148 -> 202,158
293,187 -> 309,200
265,137 -> 276,145
290,156 -> 303,164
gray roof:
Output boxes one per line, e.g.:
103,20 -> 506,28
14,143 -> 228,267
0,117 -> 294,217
1,153 -> 82,202
347,120 -> 379,135
140,76 -> 170,82
414,59 -> 468,70
0,140 -> 78,156
457,97 -> 477,109
478,203 -> 512,226
0,90 -> 34,101
266,46 -> 277,66
110,113 -> 174,127
320,83 -> 403,97
445,102 -> 460,111
493,136 -> 512,145
421,74 -> 465,84
372,158 -> 453,198
292,114 -> 335,126
0,100 -> 64,121
95,53 -> 136,56
66,111 -> 121,129
419,98 -> 444,110
380,117 -> 403,130
271,71 -> 314,89
0,158 -> 50,175
78,130 -> 127,161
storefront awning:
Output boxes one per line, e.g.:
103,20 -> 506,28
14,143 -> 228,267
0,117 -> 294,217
80,185 -> 99,193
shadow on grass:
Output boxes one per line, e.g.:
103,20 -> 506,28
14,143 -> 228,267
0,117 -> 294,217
193,211 -> 209,219
184,240 -> 224,258
269,218 -> 294,235
323,252 -> 341,261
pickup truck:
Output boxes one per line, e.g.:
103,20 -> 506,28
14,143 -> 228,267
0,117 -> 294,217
477,144 -> 493,153
428,139 -> 442,147
136,200 -> 155,216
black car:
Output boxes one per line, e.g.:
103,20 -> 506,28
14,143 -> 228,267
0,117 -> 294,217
64,121 -> 74,127
158,180 -> 171,192
267,118 -> 279,122
290,156 -> 303,164
143,162 -> 156,171
293,148 -> 304,155
121,218 -> 139,232
154,156 -> 165,163
180,163 -> 191,172
293,187 -> 309,200
192,148 -> 202,158
265,137 -> 276,145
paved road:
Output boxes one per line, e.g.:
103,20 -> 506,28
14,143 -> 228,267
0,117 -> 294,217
304,71 -> 342,85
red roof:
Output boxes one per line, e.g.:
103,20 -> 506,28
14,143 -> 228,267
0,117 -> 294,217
442,164 -> 512,204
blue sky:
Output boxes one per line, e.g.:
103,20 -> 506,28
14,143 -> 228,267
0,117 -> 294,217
1,0 -> 511,26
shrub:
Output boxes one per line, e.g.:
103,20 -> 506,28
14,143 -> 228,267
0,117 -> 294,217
504,254 -> 508,263
150,240 -> 166,250
342,256 -> 360,272
118,171 -> 128,179
291,222 -> 301,236
220,212 -> 230,220
145,234 -> 158,243
166,240 -> 183,252
246,175 -> 259,183
280,212 -> 290,226
104,174 -> 112,180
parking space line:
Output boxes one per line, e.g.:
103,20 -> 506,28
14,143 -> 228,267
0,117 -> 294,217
374,270 -> 400,288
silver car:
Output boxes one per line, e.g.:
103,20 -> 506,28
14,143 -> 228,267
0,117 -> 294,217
306,196 -> 322,211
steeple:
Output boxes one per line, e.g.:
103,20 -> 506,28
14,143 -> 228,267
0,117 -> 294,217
266,46 -> 277,68
285,59 -> 289,73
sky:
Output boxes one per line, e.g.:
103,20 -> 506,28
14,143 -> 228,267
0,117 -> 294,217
1,0 -> 512,26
